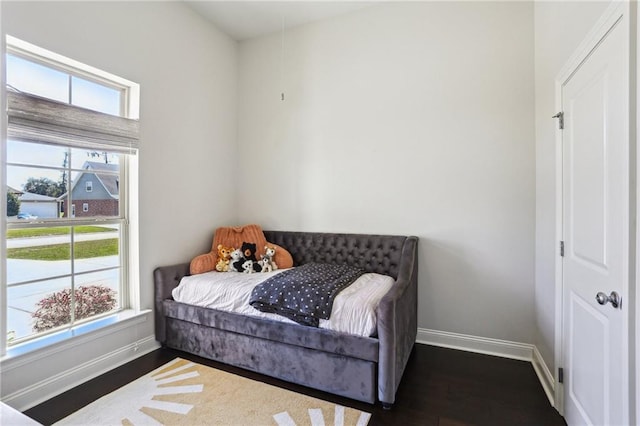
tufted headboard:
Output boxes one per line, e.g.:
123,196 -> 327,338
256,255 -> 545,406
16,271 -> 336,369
263,230 -> 407,280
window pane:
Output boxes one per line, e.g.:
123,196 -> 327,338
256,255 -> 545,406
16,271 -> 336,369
72,227 -> 120,321
71,76 -> 121,115
7,165 -> 64,194
73,226 -> 120,275
7,277 -> 72,341
7,140 -> 69,169
6,225 -> 72,341
6,227 -> 72,284
7,165 -> 64,220
7,54 -> 69,103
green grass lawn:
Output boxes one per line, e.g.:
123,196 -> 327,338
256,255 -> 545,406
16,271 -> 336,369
7,226 -> 117,239
7,238 -> 118,260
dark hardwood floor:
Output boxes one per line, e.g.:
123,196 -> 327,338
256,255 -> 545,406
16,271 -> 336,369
24,344 -> 565,426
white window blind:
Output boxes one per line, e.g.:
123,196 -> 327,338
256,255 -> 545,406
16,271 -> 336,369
7,89 -> 139,154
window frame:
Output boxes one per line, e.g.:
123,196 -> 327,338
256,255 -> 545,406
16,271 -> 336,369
7,43 -> 129,118
6,36 -> 140,121
2,36 -> 140,354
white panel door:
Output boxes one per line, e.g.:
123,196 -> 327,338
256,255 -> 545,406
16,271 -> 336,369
561,13 -> 628,426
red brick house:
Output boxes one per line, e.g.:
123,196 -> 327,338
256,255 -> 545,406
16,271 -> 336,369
59,161 -> 119,218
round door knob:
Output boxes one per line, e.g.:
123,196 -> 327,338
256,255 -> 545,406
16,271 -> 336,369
596,292 -> 609,305
595,291 -> 621,309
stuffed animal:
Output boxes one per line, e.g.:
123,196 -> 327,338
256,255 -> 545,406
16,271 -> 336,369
259,258 -> 272,273
241,242 -> 258,261
241,242 -> 262,272
260,245 -> 278,272
242,260 -> 255,274
229,248 -> 244,272
215,244 -> 234,272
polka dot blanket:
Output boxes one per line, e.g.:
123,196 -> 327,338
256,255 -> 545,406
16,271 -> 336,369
249,263 -> 365,327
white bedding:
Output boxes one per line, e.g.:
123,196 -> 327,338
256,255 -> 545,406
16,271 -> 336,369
171,268 -> 394,337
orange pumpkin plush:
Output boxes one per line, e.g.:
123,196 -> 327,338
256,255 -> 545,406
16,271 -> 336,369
190,224 -> 293,275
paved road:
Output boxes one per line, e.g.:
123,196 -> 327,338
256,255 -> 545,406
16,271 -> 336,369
7,231 -> 119,248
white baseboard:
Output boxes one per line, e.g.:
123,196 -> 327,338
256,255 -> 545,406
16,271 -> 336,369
417,328 -> 533,360
4,336 -> 160,411
417,328 -> 555,406
531,345 -> 555,406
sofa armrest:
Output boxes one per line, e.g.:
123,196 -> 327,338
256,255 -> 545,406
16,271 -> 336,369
154,262 -> 191,343
376,236 -> 418,406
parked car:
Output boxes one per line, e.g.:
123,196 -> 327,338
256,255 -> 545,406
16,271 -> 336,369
17,213 -> 37,219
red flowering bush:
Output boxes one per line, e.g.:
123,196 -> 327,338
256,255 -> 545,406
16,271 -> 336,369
32,285 -> 117,332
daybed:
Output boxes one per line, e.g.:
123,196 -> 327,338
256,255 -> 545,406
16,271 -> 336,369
154,230 -> 418,408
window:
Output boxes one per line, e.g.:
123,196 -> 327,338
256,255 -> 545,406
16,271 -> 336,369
3,36 -> 139,350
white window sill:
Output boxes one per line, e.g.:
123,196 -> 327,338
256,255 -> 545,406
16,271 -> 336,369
0,309 -> 151,367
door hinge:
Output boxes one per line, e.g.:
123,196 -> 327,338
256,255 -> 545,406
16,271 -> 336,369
558,367 -> 564,383
552,111 -> 564,129
560,241 -> 565,257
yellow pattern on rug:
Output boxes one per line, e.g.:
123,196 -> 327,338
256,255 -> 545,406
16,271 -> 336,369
55,358 -> 371,426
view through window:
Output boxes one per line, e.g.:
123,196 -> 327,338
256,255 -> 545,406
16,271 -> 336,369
4,40 -> 138,347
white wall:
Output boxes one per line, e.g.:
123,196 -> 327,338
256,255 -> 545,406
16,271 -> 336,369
1,0 -> 237,408
237,2 -> 536,344
533,0 -> 610,372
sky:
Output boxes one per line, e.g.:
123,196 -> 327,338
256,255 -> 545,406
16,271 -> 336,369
6,54 -> 121,190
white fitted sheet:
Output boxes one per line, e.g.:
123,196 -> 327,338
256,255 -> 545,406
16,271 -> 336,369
172,268 -> 394,337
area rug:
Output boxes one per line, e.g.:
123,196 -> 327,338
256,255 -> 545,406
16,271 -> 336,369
54,358 -> 371,426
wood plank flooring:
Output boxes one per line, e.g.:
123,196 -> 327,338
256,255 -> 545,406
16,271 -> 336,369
24,344 -> 565,426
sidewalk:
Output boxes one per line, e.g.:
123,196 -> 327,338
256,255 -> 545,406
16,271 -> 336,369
7,231 -> 119,248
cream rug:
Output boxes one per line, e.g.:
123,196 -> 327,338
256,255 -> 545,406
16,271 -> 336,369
55,358 -> 371,426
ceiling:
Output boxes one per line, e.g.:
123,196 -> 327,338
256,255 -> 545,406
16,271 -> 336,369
184,1 -> 374,41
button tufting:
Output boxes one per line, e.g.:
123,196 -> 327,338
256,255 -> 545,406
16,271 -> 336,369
263,231 -> 406,279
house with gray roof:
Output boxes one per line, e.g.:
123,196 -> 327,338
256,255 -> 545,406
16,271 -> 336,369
60,161 -> 119,218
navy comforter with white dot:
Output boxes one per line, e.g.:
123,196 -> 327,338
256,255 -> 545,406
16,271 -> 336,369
249,262 -> 365,327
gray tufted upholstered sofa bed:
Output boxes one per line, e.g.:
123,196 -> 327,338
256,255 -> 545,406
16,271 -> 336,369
154,230 -> 418,408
